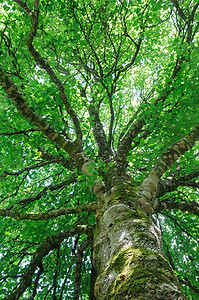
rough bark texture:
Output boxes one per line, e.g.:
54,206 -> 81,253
92,181 -> 185,300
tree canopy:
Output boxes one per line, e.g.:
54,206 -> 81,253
0,0 -> 199,299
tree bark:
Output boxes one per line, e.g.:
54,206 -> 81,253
92,181 -> 186,299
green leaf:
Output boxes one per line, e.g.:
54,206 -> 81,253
139,137 -> 145,147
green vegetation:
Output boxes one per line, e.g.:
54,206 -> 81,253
0,0 -> 198,299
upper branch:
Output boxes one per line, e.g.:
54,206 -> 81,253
0,68 -> 88,169
187,2 -> 199,42
154,124 -> 199,178
116,37 -> 142,78
14,0 -> 82,146
5,177 -> 77,210
0,128 -> 40,136
179,277 -> 199,296
171,0 -> 199,43
107,92 -> 115,148
117,118 -> 145,161
0,70 -> 105,193
88,104 -> 113,162
72,10 -> 104,83
139,123 -> 199,205
0,202 -> 97,221
13,0 -> 31,16
0,160 -> 68,179
171,0 -> 187,21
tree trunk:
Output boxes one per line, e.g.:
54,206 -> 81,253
93,181 -> 186,299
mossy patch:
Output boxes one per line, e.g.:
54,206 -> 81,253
111,267 -> 155,298
104,246 -> 179,299
113,207 -> 150,228
109,247 -> 143,273
108,182 -> 139,207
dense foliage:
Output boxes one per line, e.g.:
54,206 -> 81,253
0,0 -> 198,299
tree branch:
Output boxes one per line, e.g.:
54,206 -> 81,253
14,0 -> 82,146
171,0 -> 199,43
108,93 -> 115,148
161,233 -> 199,297
162,212 -> 197,238
187,2 -> 199,42
73,239 -> 90,300
0,161 -> 61,179
0,202 -> 97,221
171,0 -> 187,21
53,246 -> 60,299
88,104 -> 113,162
5,177 -> 77,210
13,0 -> 31,16
116,37 -> 142,76
0,67 -> 90,170
72,9 -> 104,84
156,198 -> 199,216
0,69 -> 106,195
157,168 -> 199,198
28,263 -> 44,300
117,118 -> 145,161
139,123 -> 199,206
179,276 -> 199,296
0,128 -> 40,136
38,147 -> 77,170
2,225 -> 92,300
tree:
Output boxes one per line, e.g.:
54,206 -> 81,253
0,0 -> 198,298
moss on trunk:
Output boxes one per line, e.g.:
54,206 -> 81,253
106,246 -> 184,299
93,183 -> 186,299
